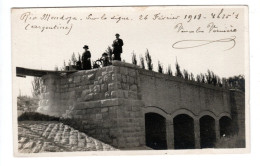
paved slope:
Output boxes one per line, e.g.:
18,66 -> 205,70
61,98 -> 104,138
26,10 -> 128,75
18,121 -> 117,153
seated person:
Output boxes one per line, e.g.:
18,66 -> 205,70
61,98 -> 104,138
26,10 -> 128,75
101,52 -> 111,67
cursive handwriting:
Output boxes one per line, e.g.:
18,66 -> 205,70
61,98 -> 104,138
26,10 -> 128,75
24,23 -> 73,35
172,36 -> 236,51
18,8 -> 241,36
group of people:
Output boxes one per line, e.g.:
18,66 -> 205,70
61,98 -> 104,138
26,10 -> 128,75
80,33 -> 124,70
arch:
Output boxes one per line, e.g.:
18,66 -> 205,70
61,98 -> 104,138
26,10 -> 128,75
217,112 -> 231,120
143,106 -> 169,119
198,111 -> 218,120
171,108 -> 196,119
173,114 -> 195,149
219,116 -> 232,137
199,115 -> 216,148
145,112 -> 167,150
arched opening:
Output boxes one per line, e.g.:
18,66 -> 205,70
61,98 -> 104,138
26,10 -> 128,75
219,116 -> 232,137
200,115 -> 216,148
173,114 -> 195,149
145,113 -> 167,150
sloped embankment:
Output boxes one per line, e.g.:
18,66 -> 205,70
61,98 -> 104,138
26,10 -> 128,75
18,121 -> 117,153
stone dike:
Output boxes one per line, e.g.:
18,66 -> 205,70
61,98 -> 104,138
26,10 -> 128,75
37,61 -> 145,149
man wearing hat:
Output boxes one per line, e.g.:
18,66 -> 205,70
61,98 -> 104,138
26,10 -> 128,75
82,45 -> 91,70
112,33 -> 124,61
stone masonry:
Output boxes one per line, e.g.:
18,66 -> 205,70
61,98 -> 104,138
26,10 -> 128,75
36,61 -> 245,149
37,62 -> 145,149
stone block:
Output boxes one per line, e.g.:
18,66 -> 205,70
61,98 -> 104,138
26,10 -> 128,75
130,84 -> 138,91
117,110 -> 129,118
45,92 -> 55,99
74,110 -> 84,115
88,74 -> 95,80
103,74 -> 112,83
74,76 -> 81,83
105,92 -> 110,98
101,84 -> 108,92
112,73 -> 121,81
123,91 -> 129,98
105,66 -> 113,72
93,93 -> 101,100
120,67 -> 128,75
128,69 -> 136,77
102,71 -> 108,76
111,90 -> 124,98
102,112 -> 109,120
121,83 -> 129,90
109,106 -> 118,114
89,85 -> 94,92
94,81 -> 99,85
117,138 -> 127,148
121,75 -> 127,83
83,93 -> 94,101
128,91 -> 137,99
68,78 -> 73,83
93,85 -> 101,93
101,99 -> 120,107
127,76 -> 135,84
126,141 -> 140,148
131,106 -> 140,112
60,78 -> 67,85
75,101 -> 101,109
108,82 -> 121,91
69,91 -> 76,99
96,114 -> 103,120
101,107 -> 109,113
98,76 -> 103,84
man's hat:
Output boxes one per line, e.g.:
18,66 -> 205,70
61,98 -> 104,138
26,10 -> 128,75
83,45 -> 89,49
102,52 -> 108,56
115,33 -> 120,36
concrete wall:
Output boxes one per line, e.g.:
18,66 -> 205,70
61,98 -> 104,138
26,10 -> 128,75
139,69 -> 231,119
36,61 -> 245,149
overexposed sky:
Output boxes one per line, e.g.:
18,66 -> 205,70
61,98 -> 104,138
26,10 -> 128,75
12,6 -> 247,96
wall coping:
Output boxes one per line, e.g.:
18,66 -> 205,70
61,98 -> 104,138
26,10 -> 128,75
111,61 -> 230,93
45,61 -> 241,94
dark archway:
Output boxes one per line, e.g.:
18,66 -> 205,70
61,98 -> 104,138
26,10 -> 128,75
145,113 -> 167,150
200,115 -> 216,148
173,114 -> 195,149
219,116 -> 232,137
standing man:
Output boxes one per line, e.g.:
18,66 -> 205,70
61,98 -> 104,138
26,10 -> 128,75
82,45 -> 91,70
112,33 -> 124,61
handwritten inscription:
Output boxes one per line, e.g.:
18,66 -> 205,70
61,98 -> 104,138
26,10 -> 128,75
18,8 -> 240,37
174,22 -> 237,33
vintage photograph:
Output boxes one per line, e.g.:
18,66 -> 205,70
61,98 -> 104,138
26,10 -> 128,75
12,6 -> 248,155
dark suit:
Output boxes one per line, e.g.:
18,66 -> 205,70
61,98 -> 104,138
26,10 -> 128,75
112,38 -> 124,61
82,51 -> 91,70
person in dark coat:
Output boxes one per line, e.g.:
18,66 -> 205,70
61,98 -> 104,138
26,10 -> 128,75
82,45 -> 91,70
101,52 -> 111,67
112,33 -> 124,61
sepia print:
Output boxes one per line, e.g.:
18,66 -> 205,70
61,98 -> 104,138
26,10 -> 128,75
12,6 -> 249,156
